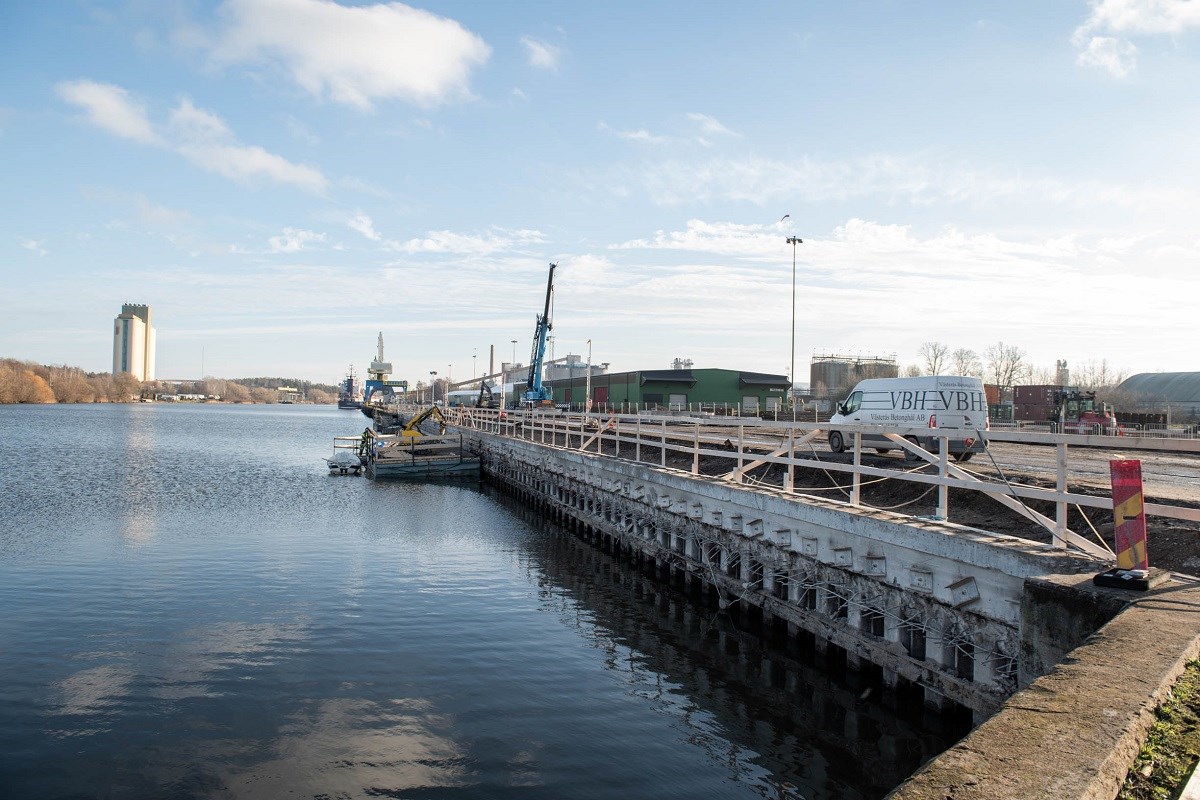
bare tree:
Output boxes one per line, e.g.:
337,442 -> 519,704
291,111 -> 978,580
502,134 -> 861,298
1073,359 -> 1128,391
918,342 -> 949,375
950,348 -> 982,377
902,364 -> 921,378
984,342 -> 1027,390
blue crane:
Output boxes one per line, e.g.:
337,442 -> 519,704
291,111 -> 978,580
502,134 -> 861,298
522,262 -> 556,406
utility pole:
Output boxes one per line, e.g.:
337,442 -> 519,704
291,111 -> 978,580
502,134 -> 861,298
786,234 -> 804,410
585,339 -> 592,414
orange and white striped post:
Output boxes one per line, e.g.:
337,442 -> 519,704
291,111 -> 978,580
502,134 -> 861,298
1110,459 -> 1149,571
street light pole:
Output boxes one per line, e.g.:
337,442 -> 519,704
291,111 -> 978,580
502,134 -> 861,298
786,235 -> 803,410
510,339 -> 518,409
585,338 -> 592,414
429,370 -> 437,404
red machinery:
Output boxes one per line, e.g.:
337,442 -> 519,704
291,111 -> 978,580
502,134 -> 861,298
1051,390 -> 1121,435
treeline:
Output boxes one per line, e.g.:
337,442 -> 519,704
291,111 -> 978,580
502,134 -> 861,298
0,359 -> 338,405
234,377 -> 339,394
0,359 -> 140,403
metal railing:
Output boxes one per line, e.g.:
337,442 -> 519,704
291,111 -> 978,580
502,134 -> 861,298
420,405 -> 1200,562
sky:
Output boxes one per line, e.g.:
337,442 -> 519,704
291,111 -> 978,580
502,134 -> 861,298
2,0 -> 1199,387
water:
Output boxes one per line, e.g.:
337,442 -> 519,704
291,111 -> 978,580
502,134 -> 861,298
0,404 -> 963,799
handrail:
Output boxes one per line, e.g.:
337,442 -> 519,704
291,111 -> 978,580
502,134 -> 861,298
382,403 -> 1200,561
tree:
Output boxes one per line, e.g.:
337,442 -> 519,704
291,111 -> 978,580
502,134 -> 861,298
918,341 -> 949,375
950,348 -> 982,378
1072,359 -> 1128,391
250,387 -> 276,403
902,364 -> 921,378
984,341 -> 1027,390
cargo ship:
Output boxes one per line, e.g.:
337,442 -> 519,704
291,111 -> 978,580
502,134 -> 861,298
337,365 -> 364,410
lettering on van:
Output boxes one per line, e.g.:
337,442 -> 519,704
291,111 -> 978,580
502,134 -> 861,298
881,391 -> 988,412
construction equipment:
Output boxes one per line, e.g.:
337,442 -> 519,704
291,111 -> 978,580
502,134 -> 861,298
522,262 -> 556,407
397,405 -> 448,440
1051,390 -> 1120,435
476,380 -> 499,408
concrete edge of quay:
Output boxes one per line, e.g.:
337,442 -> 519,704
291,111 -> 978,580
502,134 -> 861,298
464,428 -> 1200,798
886,574 -> 1200,800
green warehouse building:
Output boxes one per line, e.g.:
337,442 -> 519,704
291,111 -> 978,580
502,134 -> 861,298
547,368 -> 791,414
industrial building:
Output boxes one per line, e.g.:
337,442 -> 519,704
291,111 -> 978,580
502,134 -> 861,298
809,353 -> 897,398
112,303 -> 155,382
1117,372 -> 1200,419
547,367 -> 790,413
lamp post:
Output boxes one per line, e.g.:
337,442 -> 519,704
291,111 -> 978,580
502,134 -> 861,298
585,338 -> 592,414
428,371 -> 437,403
472,349 -> 477,380
786,234 -> 803,410
510,339 -> 518,408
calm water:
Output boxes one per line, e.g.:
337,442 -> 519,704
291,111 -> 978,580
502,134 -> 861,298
0,404 -> 962,799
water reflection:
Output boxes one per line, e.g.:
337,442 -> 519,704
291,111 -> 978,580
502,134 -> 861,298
218,697 -> 469,796
116,405 -> 158,545
502,495 -> 962,799
0,405 -> 962,800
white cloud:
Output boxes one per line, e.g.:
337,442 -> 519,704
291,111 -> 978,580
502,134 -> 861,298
56,80 -> 162,145
1075,35 -> 1138,77
268,227 -> 326,253
599,122 -> 667,144
177,142 -> 328,192
347,213 -> 381,241
686,112 -> 738,137
1079,0 -> 1200,35
21,239 -> 47,256
391,226 -> 545,255
611,152 -> 1196,214
1073,0 -> 1200,76
169,97 -> 234,140
59,84 -> 328,193
210,0 -> 491,109
520,36 -> 562,70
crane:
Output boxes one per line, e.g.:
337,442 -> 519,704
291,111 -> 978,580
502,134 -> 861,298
522,262 -> 556,407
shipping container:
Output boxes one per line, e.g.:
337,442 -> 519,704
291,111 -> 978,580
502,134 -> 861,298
1013,384 -> 1061,404
984,383 -> 1001,405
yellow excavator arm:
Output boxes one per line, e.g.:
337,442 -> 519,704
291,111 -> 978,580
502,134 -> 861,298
398,405 -> 448,439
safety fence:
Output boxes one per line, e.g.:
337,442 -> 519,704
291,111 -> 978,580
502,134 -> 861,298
427,405 -> 1200,562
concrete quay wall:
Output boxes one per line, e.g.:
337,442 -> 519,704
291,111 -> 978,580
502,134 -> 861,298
474,435 -> 1113,718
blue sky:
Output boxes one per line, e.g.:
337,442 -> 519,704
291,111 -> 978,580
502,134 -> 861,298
3,0 -> 1198,386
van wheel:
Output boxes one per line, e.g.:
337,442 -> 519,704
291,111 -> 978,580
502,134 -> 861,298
903,437 -> 922,462
829,431 -> 845,453
955,452 -> 974,463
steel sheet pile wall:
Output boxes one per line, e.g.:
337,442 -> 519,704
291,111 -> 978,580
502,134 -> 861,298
474,434 -> 1110,719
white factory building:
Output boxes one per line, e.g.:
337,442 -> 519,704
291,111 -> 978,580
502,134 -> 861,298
112,303 -> 156,381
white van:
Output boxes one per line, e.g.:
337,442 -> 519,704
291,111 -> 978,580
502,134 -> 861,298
828,375 -> 989,461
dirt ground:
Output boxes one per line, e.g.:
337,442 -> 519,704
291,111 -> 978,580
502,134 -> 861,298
601,438 -> 1200,576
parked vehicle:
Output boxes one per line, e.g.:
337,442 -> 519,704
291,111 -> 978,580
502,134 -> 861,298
1050,390 -> 1121,435
828,375 -> 989,461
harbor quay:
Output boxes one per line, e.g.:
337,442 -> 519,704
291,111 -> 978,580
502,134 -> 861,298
460,425 -> 1200,798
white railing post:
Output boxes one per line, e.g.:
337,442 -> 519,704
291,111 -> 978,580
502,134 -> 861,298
1055,440 -> 1068,548
938,434 -> 949,519
786,427 -> 795,493
735,424 -> 744,483
661,419 -> 667,467
636,416 -> 642,462
851,428 -> 862,506
692,422 -> 700,475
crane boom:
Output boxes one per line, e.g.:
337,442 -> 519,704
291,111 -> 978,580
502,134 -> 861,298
523,262 -> 556,405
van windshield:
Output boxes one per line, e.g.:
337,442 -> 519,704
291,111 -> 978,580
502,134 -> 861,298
842,391 -> 862,414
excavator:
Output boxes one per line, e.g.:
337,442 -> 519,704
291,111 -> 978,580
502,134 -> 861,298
476,380 -> 500,409
396,405 -> 448,440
